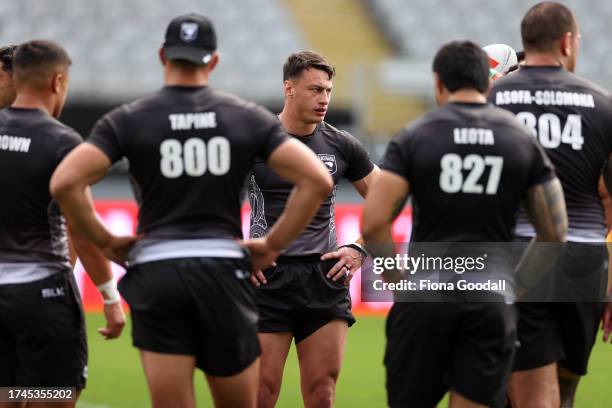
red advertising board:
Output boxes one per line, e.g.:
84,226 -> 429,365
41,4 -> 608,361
78,201 -> 413,315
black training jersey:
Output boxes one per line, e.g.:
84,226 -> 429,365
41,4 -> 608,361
87,86 -> 288,240
490,66 -> 612,241
249,121 -> 374,255
0,107 -> 80,269
382,102 -> 554,242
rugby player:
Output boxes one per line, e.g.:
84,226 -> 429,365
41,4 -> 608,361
249,50 -> 378,408
50,14 -> 333,408
0,40 -> 125,406
362,41 -> 567,408
490,2 -> 612,407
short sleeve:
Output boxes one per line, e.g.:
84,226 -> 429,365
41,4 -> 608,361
527,137 -> 556,187
251,106 -> 289,161
87,107 -> 128,163
55,129 -> 83,166
381,133 -> 412,182
342,133 -> 375,182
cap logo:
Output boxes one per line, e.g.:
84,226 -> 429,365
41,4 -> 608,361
180,22 -> 199,42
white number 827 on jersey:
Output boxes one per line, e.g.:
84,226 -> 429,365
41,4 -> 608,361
439,154 -> 504,195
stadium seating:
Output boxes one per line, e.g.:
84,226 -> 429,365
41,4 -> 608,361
0,0 -> 305,103
370,0 -> 612,90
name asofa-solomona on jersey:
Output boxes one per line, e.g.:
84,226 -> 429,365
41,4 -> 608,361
249,121 -> 374,256
490,66 -> 612,242
0,107 -> 82,283
86,86 -> 288,240
381,102 -> 555,243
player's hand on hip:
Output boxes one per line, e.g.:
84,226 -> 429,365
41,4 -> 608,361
602,299 -> 612,343
321,246 -> 363,286
103,235 -> 139,267
250,270 -> 267,287
243,237 -> 279,279
98,302 -> 126,340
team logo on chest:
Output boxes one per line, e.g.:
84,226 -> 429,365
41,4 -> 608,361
180,22 -> 199,42
318,154 -> 337,175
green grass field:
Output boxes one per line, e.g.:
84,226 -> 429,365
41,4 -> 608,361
78,313 -> 612,407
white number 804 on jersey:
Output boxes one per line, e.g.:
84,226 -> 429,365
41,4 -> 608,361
516,112 -> 583,150
160,137 -> 231,178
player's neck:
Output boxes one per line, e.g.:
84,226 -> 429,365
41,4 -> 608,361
278,110 -> 317,136
523,52 -> 563,67
447,90 -> 486,104
164,68 -> 209,87
11,92 -> 54,116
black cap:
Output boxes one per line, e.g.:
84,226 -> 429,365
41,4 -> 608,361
162,14 -> 217,65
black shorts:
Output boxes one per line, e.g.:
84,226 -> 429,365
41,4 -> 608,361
119,257 -> 260,377
513,242 -> 607,375
256,255 -> 355,343
385,301 -> 517,408
514,301 -> 605,374
0,272 -> 87,389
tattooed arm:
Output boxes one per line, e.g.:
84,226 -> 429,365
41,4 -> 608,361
516,177 -> 568,290
361,170 -> 411,283
524,177 -> 568,242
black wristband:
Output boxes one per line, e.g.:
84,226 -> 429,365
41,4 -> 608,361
338,243 -> 369,259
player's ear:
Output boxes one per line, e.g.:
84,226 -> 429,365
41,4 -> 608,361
561,32 -> 572,57
206,53 -> 219,73
284,80 -> 294,98
433,73 -> 445,106
51,71 -> 63,94
158,47 -> 167,66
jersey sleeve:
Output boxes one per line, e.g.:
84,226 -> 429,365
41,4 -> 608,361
87,107 -> 128,163
527,137 -> 556,187
380,130 -> 412,182
55,129 -> 83,166
341,132 -> 375,182
251,106 -> 289,161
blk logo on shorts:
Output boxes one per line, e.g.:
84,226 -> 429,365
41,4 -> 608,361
318,154 -> 337,175
41,287 -> 65,298
180,22 -> 199,42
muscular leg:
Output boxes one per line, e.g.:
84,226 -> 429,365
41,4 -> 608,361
257,332 -> 293,408
206,358 -> 260,408
296,320 -> 348,408
140,350 -> 196,408
508,363 -> 560,408
449,391 -> 488,408
557,367 -> 580,408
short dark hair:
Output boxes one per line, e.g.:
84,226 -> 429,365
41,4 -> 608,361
432,41 -> 489,94
283,50 -> 335,81
13,40 -> 71,88
521,2 -> 576,52
0,45 -> 17,73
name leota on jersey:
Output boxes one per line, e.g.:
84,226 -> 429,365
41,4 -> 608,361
495,89 -> 595,108
168,112 -> 217,130
0,134 -> 31,153
453,127 -> 495,145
